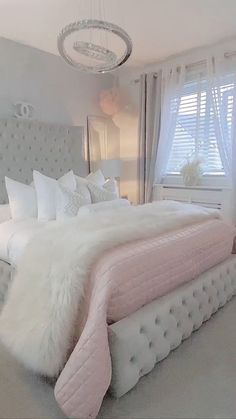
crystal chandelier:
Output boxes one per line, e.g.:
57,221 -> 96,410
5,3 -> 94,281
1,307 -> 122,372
57,0 -> 132,73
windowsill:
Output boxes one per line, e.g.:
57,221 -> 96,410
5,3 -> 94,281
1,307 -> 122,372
159,174 -> 231,189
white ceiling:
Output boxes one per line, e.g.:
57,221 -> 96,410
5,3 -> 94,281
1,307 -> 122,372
1,0 -> 236,68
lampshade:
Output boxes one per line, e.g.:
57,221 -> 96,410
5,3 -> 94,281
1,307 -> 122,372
100,159 -> 122,178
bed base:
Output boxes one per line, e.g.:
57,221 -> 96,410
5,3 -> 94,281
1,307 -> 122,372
0,260 -> 11,311
108,256 -> 236,398
1,257 -> 235,400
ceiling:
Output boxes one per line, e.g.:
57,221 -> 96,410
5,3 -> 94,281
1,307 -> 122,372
1,0 -> 236,69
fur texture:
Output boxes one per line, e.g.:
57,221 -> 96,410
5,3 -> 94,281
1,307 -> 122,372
0,201 -> 220,376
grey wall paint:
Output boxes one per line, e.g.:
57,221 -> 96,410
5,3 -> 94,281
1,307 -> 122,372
0,37 -> 141,201
0,37 -> 113,127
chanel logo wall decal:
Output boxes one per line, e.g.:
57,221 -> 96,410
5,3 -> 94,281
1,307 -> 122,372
14,102 -> 34,119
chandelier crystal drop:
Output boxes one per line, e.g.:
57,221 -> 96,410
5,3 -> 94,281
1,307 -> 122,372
57,2 -> 132,73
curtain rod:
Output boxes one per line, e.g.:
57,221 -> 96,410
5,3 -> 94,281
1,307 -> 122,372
186,51 -> 236,69
131,51 -> 236,84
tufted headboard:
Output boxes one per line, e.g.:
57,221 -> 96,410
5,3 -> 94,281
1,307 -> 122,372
0,118 -> 88,204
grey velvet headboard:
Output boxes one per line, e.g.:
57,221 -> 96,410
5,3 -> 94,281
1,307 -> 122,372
0,118 -> 88,203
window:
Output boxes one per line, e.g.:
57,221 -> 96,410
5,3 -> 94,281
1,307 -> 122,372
166,74 -> 234,176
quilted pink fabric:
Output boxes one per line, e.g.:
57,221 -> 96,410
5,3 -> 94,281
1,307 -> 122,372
55,220 -> 234,418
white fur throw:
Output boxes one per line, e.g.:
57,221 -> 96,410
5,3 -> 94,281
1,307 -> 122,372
0,201 -> 220,376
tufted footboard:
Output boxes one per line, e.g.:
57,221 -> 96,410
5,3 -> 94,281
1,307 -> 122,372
108,256 -> 236,398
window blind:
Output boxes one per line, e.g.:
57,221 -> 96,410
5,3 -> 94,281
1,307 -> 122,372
166,73 -> 234,175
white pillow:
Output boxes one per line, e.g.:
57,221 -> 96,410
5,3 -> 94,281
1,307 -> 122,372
5,177 -> 37,220
56,184 -> 91,220
74,176 -> 91,201
103,179 -> 119,197
79,199 -> 130,214
0,204 -> 11,223
87,182 -> 118,203
75,169 -> 106,188
33,170 -> 76,221
75,172 -> 119,203
87,169 -> 105,186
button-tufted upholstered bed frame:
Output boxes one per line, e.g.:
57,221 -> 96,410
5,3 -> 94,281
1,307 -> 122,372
0,117 -> 87,204
108,256 -> 236,397
0,117 -> 87,307
0,118 -> 235,413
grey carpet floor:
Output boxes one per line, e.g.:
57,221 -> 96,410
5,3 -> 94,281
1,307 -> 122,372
0,299 -> 236,419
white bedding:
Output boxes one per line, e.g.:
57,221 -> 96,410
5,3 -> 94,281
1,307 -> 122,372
0,201 -> 221,377
0,219 -> 48,265
0,198 -> 129,265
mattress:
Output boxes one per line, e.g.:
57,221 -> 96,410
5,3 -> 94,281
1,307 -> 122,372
0,219 -> 49,265
88,219 -> 235,323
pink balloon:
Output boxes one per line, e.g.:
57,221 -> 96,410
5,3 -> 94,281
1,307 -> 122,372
99,88 -> 125,116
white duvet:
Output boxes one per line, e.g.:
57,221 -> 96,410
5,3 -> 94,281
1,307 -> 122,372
0,201 -> 221,376
0,200 -> 130,265
0,219 -> 48,265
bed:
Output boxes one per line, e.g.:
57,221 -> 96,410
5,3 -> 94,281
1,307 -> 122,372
0,116 -> 86,309
0,118 -> 235,419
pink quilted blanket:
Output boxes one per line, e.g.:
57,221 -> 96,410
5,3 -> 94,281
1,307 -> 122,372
54,219 -> 234,418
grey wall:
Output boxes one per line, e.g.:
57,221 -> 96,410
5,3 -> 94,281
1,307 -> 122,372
0,37 -> 113,127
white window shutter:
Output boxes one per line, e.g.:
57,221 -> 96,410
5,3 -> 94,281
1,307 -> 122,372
166,73 -> 234,175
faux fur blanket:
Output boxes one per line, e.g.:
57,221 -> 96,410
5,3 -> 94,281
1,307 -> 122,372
0,201 -> 220,377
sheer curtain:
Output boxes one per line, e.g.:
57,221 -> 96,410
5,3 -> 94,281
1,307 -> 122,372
155,64 -> 186,183
208,56 -> 236,221
138,53 -> 236,217
138,71 -> 162,203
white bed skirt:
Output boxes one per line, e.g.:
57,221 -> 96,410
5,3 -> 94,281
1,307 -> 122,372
108,256 -> 236,398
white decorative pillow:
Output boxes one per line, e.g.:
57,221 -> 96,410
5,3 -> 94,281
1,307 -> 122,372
87,169 -> 106,186
0,204 -> 11,223
74,176 -> 92,202
56,184 -> 91,220
5,177 -> 37,220
75,171 -> 119,203
75,175 -> 87,187
33,170 -> 76,221
87,182 -> 117,203
75,169 -> 106,187
79,199 -> 130,214
103,178 -> 119,197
